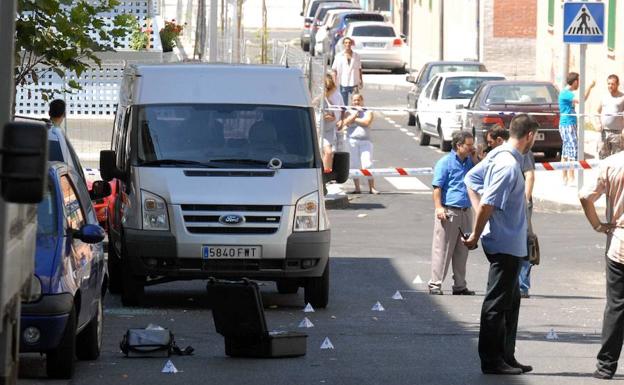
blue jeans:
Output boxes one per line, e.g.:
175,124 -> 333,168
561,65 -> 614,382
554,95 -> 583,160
519,258 -> 531,293
340,85 -> 356,105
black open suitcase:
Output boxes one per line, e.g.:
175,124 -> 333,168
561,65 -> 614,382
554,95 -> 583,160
206,278 -> 307,358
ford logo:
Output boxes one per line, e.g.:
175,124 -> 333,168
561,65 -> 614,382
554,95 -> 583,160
219,214 -> 245,225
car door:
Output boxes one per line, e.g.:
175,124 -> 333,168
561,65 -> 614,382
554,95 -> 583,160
59,173 -> 95,328
418,75 -> 441,134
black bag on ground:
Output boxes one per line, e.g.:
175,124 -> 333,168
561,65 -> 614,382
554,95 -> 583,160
120,327 -> 194,357
206,278 -> 307,358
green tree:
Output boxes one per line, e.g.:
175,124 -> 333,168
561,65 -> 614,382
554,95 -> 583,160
14,0 -> 134,99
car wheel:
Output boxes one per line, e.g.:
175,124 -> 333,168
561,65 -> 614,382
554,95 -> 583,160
276,280 -> 299,294
304,262 -> 329,308
407,112 -> 416,126
76,297 -> 102,360
438,124 -> 452,152
302,42 -> 310,52
419,128 -> 430,146
107,241 -> 122,295
121,243 -> 145,306
46,305 -> 76,379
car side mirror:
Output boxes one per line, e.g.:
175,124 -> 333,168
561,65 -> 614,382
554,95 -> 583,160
323,152 -> 350,184
400,34 -> 407,43
406,75 -> 416,83
0,121 -> 48,203
89,180 -> 112,200
72,224 -> 105,244
455,104 -> 465,109
99,150 -> 125,182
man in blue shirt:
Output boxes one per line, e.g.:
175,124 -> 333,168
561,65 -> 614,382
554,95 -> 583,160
558,72 -> 595,185
463,114 -> 539,375
428,131 -> 476,296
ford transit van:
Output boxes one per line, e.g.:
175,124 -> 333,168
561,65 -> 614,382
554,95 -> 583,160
100,64 -> 348,308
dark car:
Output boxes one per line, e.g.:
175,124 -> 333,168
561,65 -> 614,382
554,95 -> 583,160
20,162 -> 109,379
309,2 -> 360,56
406,61 -> 487,127
300,0 -> 353,51
326,11 -> 385,63
462,80 -> 561,159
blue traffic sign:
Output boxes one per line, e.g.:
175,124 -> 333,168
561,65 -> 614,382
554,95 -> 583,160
563,2 -> 604,44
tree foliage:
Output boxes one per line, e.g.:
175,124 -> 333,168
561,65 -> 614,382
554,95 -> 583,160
15,0 -> 134,99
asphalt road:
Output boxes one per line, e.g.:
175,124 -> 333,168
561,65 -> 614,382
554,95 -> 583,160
19,45 -> 619,385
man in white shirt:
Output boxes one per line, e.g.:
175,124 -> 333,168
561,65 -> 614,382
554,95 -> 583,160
331,37 -> 363,105
597,74 -> 624,159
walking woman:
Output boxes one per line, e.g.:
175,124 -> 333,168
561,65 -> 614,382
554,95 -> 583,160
344,93 -> 378,194
319,74 -> 345,173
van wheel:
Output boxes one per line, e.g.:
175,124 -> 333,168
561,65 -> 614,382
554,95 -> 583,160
121,246 -> 145,306
419,129 -> 430,146
107,242 -> 122,294
76,297 -> 102,360
47,305 -> 76,379
304,263 -> 329,308
276,281 -> 299,294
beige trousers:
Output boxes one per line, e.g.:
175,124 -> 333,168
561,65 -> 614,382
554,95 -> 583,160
428,207 -> 473,291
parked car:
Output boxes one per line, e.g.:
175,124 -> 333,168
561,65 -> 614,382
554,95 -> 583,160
335,21 -> 406,73
462,80 -> 562,159
309,2 -> 360,56
406,61 -> 487,127
417,71 -> 506,151
313,9 -> 356,57
300,0 -> 354,51
327,11 -> 385,61
19,162 -> 109,379
84,169 -> 116,229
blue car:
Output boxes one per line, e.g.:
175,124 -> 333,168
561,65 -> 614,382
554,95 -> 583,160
20,162 -> 109,379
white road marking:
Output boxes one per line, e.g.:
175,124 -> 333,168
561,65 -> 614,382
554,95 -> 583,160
400,128 -> 408,132
385,177 -> 430,191
406,132 -> 415,137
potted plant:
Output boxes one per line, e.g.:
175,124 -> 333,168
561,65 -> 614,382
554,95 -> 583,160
159,19 -> 184,52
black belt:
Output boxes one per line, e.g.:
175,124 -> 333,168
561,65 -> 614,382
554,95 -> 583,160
445,206 -> 470,211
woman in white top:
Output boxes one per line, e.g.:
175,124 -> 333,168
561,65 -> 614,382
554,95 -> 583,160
319,74 -> 345,173
343,93 -> 378,194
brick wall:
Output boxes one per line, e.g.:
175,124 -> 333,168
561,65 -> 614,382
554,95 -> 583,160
493,0 -> 536,38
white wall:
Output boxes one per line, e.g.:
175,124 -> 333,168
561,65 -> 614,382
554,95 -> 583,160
243,0 -> 303,29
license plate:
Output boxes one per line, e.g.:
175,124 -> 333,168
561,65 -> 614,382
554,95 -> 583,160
202,246 -> 261,259
363,42 -> 385,48
536,133 -> 545,141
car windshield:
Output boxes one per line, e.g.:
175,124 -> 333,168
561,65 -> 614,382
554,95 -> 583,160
136,104 -> 315,169
428,64 -> 482,82
37,183 -> 57,236
441,77 -> 504,99
485,84 -> 558,104
351,25 -> 395,37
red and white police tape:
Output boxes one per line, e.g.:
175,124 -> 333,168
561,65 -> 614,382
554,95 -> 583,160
348,159 -> 601,178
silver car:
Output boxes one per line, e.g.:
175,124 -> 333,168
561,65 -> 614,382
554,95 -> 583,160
336,21 -> 406,73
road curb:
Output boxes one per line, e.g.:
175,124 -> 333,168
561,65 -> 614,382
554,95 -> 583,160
325,194 -> 349,209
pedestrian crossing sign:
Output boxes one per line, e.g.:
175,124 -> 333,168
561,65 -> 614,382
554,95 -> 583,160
563,2 -> 604,44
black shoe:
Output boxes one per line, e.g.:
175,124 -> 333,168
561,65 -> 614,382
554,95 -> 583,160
452,288 -> 476,295
593,370 -> 614,380
429,288 -> 443,295
507,360 -> 533,373
482,362 -> 523,375
520,291 -> 530,299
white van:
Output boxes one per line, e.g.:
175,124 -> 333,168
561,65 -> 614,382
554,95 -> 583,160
100,64 -> 348,308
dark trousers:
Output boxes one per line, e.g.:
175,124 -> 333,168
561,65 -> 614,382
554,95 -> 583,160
596,257 -> 624,375
479,252 -> 522,368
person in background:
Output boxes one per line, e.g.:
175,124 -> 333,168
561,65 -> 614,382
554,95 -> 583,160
463,114 -> 539,375
558,72 -> 595,186
596,74 -> 624,159
579,149 -> 624,379
49,99 -> 66,129
319,74 -> 345,173
331,37 -> 362,105
343,93 -> 377,194
428,131 -> 476,296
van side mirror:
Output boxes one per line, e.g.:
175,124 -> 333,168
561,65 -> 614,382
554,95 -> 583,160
99,150 -> 125,182
323,152 -> 350,184
0,122 -> 48,203
89,180 -> 112,200
72,224 -> 105,244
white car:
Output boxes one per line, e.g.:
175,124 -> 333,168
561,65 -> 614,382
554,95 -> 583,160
335,21 -> 406,73
417,71 -> 506,151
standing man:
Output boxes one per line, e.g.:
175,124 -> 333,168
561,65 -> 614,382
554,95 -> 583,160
331,37 -> 362,105
579,151 -> 624,380
597,74 -> 624,159
49,99 -> 66,129
428,131 -> 477,296
463,114 -> 538,375
558,72 -> 595,185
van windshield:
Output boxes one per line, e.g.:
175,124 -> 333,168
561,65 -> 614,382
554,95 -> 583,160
136,104 -> 316,169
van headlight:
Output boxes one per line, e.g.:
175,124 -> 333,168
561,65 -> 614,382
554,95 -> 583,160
21,275 -> 42,303
142,190 -> 169,231
294,192 -> 319,232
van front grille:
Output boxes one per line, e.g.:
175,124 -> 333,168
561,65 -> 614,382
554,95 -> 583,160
181,204 -> 283,235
